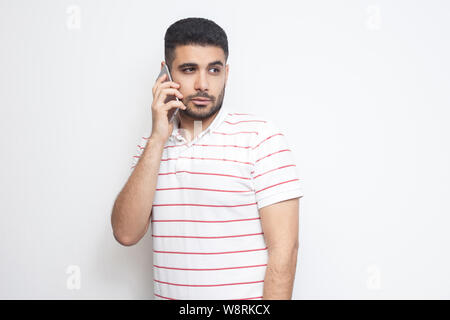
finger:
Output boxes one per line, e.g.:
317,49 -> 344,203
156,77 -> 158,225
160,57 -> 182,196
164,99 -> 187,111
154,81 -> 180,98
159,81 -> 180,90
156,88 -> 184,103
152,73 -> 167,96
157,72 -> 167,83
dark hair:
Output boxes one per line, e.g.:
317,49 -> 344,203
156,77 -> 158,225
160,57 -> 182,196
164,17 -> 228,71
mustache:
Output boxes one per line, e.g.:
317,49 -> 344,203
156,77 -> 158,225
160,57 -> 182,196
190,94 -> 214,100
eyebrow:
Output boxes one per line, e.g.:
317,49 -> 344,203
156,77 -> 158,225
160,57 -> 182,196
177,60 -> 224,69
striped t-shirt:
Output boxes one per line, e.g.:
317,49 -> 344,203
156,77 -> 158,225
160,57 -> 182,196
131,105 -> 304,300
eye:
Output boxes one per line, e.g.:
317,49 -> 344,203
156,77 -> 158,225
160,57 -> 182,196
183,68 -> 194,73
210,68 -> 220,73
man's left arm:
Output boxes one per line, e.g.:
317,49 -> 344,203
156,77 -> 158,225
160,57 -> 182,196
259,197 -> 300,300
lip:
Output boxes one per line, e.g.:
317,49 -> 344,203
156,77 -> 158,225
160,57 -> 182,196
191,99 -> 211,105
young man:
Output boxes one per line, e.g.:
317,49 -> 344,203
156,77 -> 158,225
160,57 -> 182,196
111,17 -> 304,300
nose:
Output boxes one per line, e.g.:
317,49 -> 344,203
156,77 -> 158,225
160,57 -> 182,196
194,71 -> 209,92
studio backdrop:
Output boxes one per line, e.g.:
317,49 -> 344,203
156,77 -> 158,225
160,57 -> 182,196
1,0 -> 449,299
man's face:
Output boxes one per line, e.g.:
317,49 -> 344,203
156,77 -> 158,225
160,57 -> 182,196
169,45 -> 229,121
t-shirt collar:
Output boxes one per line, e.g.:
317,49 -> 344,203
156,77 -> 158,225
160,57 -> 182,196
170,101 -> 228,143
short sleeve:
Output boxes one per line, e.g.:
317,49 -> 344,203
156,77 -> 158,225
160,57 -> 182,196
250,120 -> 304,210
130,133 -> 150,170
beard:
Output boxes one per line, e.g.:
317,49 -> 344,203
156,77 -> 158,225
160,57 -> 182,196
180,85 -> 226,121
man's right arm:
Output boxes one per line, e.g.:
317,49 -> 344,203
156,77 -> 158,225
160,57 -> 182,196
111,63 -> 186,246
111,135 -> 165,246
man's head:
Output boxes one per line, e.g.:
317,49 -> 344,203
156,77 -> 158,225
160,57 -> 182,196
164,17 -> 229,121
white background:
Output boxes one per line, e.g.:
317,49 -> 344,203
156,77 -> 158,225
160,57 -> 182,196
1,0 -> 449,299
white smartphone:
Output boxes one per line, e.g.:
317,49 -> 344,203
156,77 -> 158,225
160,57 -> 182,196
157,63 -> 180,123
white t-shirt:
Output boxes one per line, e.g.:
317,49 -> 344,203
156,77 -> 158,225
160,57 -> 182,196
131,105 -> 304,300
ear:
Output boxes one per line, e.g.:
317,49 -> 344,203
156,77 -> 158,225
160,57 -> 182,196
225,64 -> 229,85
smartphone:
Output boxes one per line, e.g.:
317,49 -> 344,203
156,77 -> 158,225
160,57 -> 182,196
157,63 -> 180,123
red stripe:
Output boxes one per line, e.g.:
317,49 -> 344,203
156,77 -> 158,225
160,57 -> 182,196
255,179 -> 300,194
152,202 -> 257,208
252,164 -> 296,179
151,217 -> 261,223
154,292 -> 263,300
153,264 -> 267,271
154,293 -> 262,300
164,143 -> 188,149
227,113 -> 255,116
191,143 -> 252,149
165,142 -> 252,149
156,186 -> 253,193
252,133 -> 284,149
255,149 -> 291,163
154,293 -> 177,300
152,232 -> 263,239
153,247 -> 268,255
225,120 -> 266,125
158,170 -> 252,180
154,279 -> 264,287
160,156 -> 253,166
212,131 -> 259,136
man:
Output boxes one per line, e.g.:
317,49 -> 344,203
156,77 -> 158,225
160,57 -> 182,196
111,17 -> 304,300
